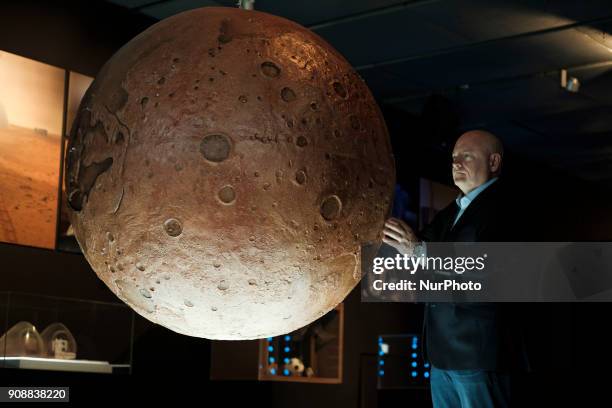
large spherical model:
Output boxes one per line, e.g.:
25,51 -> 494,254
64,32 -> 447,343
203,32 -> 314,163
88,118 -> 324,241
65,7 -> 395,339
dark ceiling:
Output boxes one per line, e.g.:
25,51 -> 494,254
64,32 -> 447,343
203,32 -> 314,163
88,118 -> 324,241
105,0 -> 612,186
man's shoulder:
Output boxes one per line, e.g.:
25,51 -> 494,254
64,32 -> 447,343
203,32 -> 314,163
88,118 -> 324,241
470,178 -> 508,208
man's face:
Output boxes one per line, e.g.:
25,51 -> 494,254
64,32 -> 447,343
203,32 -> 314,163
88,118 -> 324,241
451,134 -> 493,194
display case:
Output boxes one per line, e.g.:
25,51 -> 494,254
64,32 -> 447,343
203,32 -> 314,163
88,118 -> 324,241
258,303 -> 343,383
211,304 -> 344,384
377,333 -> 430,389
0,292 -> 134,374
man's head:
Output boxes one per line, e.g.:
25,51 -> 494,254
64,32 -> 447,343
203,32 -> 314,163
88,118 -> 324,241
451,130 -> 504,194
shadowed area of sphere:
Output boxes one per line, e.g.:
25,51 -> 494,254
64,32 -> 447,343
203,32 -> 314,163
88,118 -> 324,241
65,7 -> 395,340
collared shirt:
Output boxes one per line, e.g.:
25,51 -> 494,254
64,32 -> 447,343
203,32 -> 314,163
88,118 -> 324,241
452,177 -> 499,227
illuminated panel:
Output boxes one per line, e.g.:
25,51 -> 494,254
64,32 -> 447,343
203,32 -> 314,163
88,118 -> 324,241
258,304 -> 343,383
0,50 -> 64,249
377,334 -> 430,389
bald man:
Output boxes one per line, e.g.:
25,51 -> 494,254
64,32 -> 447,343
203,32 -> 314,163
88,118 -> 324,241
384,131 -> 527,408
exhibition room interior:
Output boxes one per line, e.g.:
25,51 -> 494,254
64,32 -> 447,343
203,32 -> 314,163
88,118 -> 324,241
1,0 -> 612,406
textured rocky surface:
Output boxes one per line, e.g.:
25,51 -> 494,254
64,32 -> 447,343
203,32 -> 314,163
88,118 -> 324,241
65,7 -> 395,339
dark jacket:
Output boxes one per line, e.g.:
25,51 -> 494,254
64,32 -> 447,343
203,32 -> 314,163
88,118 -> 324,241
419,179 -> 530,371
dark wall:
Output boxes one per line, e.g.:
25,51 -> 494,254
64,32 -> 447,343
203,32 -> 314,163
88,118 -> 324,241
0,241 -> 118,305
0,0 -> 156,77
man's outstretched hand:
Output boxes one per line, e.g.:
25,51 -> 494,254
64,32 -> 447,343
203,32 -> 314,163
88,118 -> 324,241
383,217 -> 420,255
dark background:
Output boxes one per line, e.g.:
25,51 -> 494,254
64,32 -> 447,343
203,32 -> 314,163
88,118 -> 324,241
2,0 -> 612,405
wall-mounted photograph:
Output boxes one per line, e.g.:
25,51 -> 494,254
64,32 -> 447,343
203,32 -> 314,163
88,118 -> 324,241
0,50 -> 64,249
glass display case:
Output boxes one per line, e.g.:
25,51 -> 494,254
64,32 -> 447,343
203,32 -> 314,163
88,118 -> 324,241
377,333 -> 430,389
258,304 -> 343,383
0,292 -> 133,374
211,304 -> 344,384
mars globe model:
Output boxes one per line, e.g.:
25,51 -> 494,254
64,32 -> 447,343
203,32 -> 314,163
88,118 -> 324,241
65,7 -> 395,339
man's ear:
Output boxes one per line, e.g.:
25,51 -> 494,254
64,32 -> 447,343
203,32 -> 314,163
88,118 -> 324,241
489,153 -> 502,173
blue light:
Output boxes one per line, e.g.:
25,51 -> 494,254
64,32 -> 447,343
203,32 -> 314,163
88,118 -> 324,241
411,361 -> 417,368
270,368 -> 277,375
284,369 -> 290,376
412,336 -> 418,342
411,344 -> 417,350
267,337 -> 273,342
424,372 -> 430,378
379,360 -> 385,366
411,371 -> 418,378
284,357 -> 290,364
284,346 -> 290,353
378,337 -> 383,343
379,370 -> 385,376
411,353 -> 417,358
284,335 -> 291,342
269,357 -> 275,363
378,350 -> 384,356
424,363 -> 430,368
268,346 -> 274,352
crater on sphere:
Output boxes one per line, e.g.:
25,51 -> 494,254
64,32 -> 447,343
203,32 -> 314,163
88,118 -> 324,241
164,218 -> 183,237
200,133 -> 231,162
281,87 -> 297,102
218,185 -> 236,204
296,136 -> 308,147
332,81 -> 347,98
295,169 -> 307,185
320,195 -> 342,221
261,61 -> 281,77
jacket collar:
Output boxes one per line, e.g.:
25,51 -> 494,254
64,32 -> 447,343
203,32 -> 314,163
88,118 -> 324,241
447,178 -> 502,234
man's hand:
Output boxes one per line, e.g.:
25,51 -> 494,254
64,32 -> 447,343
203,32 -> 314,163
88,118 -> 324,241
383,217 -> 420,255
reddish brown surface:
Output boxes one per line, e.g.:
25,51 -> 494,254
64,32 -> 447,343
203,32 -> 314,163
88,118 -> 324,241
0,125 -> 59,249
66,7 -> 395,339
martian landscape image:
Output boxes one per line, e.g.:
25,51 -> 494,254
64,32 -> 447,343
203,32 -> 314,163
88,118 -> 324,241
65,7 -> 395,340
0,51 -> 64,250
